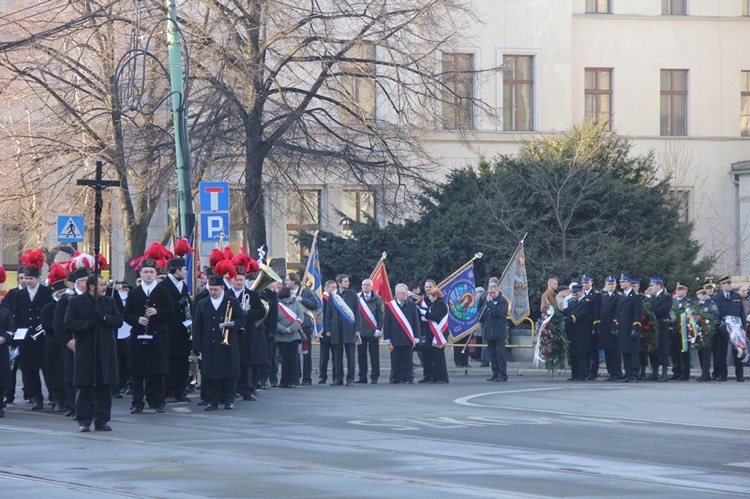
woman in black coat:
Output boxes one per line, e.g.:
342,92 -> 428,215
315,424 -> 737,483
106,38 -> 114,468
423,287 -> 450,383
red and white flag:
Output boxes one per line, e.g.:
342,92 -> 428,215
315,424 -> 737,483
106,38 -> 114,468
369,255 -> 393,302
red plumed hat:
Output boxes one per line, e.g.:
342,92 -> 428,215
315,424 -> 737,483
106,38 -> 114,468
47,263 -> 68,284
174,238 -> 193,258
232,251 -> 259,274
68,253 -> 95,271
97,253 -> 109,271
0,266 -> 6,284
144,242 -> 167,260
209,248 -> 226,267
213,259 -> 237,280
20,248 -> 45,277
223,246 -> 235,261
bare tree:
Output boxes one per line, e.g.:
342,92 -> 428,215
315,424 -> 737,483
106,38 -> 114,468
177,0 -> 496,252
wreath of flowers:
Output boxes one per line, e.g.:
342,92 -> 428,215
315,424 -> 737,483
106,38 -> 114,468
536,308 -> 569,377
640,300 -> 659,353
676,305 -> 717,351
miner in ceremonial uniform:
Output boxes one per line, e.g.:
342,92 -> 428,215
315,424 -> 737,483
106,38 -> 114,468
671,282 -> 692,380
158,240 -> 193,403
0,266 -> 15,418
123,257 -> 175,414
694,286 -> 719,382
647,277 -> 672,382
41,263 -> 69,412
564,283 -> 593,381
13,249 -> 53,410
712,276 -> 746,382
192,273 -> 246,410
597,276 -> 622,381
325,274 -> 361,386
64,274 -> 123,432
383,283 -> 420,384
231,257 -> 265,400
356,278 -> 384,384
615,274 -> 643,383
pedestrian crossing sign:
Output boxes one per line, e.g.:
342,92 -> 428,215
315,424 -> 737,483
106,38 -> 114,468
58,216 -> 85,242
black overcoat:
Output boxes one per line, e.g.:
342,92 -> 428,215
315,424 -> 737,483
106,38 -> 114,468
13,284 -> 53,371
648,291 -> 673,358
615,290 -> 643,355
157,277 -> 192,357
481,293 -> 509,341
41,299 -> 63,390
325,289 -> 361,344
0,307 -> 15,390
565,295 -> 594,356
123,284 -> 175,377
64,293 -> 123,386
192,293 -> 247,379
597,291 -> 618,350
383,300 -> 420,347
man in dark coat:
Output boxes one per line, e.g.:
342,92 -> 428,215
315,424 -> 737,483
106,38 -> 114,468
671,282 -> 692,380
2,268 -> 24,405
356,278 -> 384,384
192,274 -> 247,410
317,280 -> 336,384
615,275 -> 643,383
123,258 -> 175,414
259,284 -> 280,388
383,283 -> 420,384
565,284 -> 594,381
325,274 -> 361,386
481,283 -> 509,382
582,275 -> 602,380
158,256 -> 192,403
416,279 -> 435,383
647,277 -> 673,381
41,272 -> 69,412
597,276 -> 622,381
0,302 -> 15,417
712,276 -> 746,382
64,274 -> 123,432
229,269 -> 265,400
13,264 -> 53,410
694,286 -> 719,382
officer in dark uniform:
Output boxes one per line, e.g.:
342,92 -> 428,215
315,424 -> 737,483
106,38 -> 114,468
597,276 -> 622,381
712,276 -> 746,382
581,275 -> 601,380
694,286 -> 719,382
615,275 -> 643,383
158,253 -> 192,403
564,283 -> 593,381
671,282 -> 692,379
647,277 -> 672,381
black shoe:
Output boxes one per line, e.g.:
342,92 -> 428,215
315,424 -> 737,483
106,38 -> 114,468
64,409 -> 75,417
696,376 -> 711,382
31,399 -> 43,410
204,404 -> 218,411
479,363 -> 490,367
155,406 -> 166,414
353,379 -> 367,384
224,403 -> 234,410
371,380 -> 378,384
329,381 -> 343,386
113,392 -> 123,399
4,397 -> 14,405
417,378 -> 430,384
619,377 -> 631,383
317,379 -> 327,384
566,377 -> 576,381
344,382 -> 353,386
436,381 -> 447,384
737,377 -> 745,382
405,380 -> 414,384
197,399 -> 208,406
679,375 -> 690,381
301,380 -> 312,386
130,406 -> 143,414
0,410 -> 4,418
260,381 -> 271,389
78,424 -> 91,432
718,376 -> 728,382
389,380 -> 400,384
175,395 -> 189,403
500,375 -> 508,382
486,376 -> 498,382
94,423 -> 112,432
165,396 -> 178,404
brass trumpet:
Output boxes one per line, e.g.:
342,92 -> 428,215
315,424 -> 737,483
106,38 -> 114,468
221,304 -> 232,346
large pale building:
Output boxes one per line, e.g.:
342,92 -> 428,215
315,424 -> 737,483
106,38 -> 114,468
272,0 -> 750,274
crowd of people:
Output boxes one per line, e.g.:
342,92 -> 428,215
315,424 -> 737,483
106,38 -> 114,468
1,243 -> 512,432
542,274 -> 749,383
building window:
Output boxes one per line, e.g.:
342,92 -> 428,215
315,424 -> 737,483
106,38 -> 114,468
669,189 -> 690,223
441,52 -> 475,130
742,71 -> 750,137
585,0 -> 610,13
341,190 -> 375,237
503,55 -> 534,131
286,189 -> 321,267
662,0 -> 686,15
340,43 -> 376,123
584,68 -> 613,130
660,69 -> 688,136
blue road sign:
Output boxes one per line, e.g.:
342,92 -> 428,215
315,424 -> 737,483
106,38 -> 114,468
199,182 -> 230,212
58,216 -> 85,242
200,212 -> 230,242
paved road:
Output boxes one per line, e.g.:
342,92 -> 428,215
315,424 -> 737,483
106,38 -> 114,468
2,369 -> 749,498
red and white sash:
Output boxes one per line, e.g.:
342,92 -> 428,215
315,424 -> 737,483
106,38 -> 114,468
358,295 -> 378,331
428,314 -> 448,346
278,303 -> 303,325
386,300 -> 416,344
322,291 -> 329,302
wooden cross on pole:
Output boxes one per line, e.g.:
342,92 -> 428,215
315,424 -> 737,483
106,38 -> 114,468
77,161 -> 120,280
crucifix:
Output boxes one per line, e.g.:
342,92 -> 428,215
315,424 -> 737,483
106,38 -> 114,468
77,161 -> 120,279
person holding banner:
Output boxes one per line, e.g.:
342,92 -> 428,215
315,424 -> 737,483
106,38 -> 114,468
325,275 -> 361,386
482,283 -> 509,382
423,286 -> 449,384
384,284 -> 420,384
356,279 -> 383,384
274,287 -> 304,388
